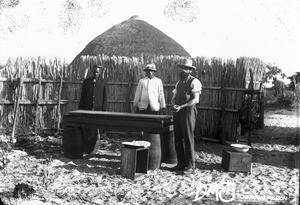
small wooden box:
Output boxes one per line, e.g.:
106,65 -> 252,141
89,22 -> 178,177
120,145 -> 149,180
221,149 -> 252,172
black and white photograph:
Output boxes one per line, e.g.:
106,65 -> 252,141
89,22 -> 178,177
0,0 -> 299,204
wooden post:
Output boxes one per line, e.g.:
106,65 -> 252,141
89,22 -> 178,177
57,68 -> 64,130
247,69 -> 254,146
258,83 -> 264,129
126,71 -> 133,113
34,73 -> 42,132
11,77 -> 23,143
220,67 -> 226,144
260,88 -> 265,129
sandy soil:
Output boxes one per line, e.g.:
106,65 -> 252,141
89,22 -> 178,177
0,107 -> 299,205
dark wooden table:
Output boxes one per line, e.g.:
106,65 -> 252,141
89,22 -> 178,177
62,110 -> 173,133
62,110 -> 174,163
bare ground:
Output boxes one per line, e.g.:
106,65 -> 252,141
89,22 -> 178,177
0,107 -> 299,205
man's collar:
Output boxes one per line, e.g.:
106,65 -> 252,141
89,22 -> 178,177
145,76 -> 156,80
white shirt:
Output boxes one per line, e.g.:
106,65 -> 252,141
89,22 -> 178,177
133,77 -> 166,111
173,78 -> 202,95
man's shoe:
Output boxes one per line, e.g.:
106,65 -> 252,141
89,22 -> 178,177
170,165 -> 186,171
183,168 -> 195,175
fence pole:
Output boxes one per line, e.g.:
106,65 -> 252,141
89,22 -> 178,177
125,70 -> 133,113
260,87 -> 265,129
57,67 -> 64,130
34,73 -> 42,132
257,82 -> 264,129
11,77 -> 23,143
247,69 -> 254,146
220,67 -> 226,144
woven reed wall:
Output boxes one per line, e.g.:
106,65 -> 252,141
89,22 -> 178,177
0,55 -> 265,141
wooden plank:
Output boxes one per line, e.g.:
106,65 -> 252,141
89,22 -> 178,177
34,74 -> 42,132
67,110 -> 173,121
63,120 -> 146,132
125,72 -> 133,112
259,88 -> 265,129
0,78 -> 83,84
220,68 -> 226,144
247,69 -> 254,146
57,73 -> 64,129
0,99 -> 78,105
0,78 -> 262,92
68,114 -> 172,124
63,116 -> 165,130
196,106 -> 239,113
0,100 -> 240,113
63,121 -> 173,133
73,116 -> 173,126
11,77 -> 23,143
108,82 -> 131,85
121,147 -> 136,180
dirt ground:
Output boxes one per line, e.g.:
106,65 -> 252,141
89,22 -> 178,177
0,107 -> 299,205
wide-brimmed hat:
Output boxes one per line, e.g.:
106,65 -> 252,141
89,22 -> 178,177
143,63 -> 157,72
177,59 -> 196,70
93,64 -> 105,69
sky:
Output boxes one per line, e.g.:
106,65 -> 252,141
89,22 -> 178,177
1,0 -> 300,77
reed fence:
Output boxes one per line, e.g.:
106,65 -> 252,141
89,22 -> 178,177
0,55 -> 265,142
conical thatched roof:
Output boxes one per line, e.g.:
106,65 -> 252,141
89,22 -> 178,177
71,15 -> 191,63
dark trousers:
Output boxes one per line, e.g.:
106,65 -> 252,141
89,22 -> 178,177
173,106 -> 197,168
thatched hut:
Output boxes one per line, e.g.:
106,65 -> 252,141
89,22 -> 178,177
70,15 -> 190,64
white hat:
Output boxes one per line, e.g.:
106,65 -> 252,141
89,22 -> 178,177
143,63 -> 157,72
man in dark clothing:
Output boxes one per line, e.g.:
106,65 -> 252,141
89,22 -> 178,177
170,59 -> 202,174
79,65 -> 108,111
79,64 -> 108,154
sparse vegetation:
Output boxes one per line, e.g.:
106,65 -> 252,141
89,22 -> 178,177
263,64 -> 298,108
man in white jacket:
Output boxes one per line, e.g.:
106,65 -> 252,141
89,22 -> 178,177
133,63 -> 166,114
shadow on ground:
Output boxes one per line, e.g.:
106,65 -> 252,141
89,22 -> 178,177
249,148 -> 295,169
57,153 -> 122,175
255,126 -> 298,146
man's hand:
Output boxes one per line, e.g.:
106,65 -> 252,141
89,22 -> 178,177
172,105 -> 182,112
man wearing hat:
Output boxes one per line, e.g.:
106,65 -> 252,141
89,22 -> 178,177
79,64 -> 108,111
79,64 -> 108,154
133,63 -> 166,114
170,59 -> 202,174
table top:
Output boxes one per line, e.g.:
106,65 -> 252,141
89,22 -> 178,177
68,110 -> 173,121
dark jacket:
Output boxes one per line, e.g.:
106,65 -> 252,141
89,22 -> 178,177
79,77 -> 108,111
